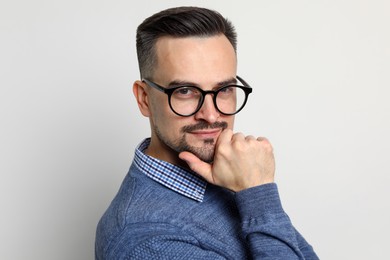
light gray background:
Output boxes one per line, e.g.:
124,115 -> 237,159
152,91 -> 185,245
1,0 -> 389,259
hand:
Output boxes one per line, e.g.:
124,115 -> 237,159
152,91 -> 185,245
179,129 -> 275,192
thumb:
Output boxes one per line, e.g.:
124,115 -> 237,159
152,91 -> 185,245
179,151 -> 213,183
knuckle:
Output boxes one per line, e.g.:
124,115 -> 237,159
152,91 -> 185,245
233,132 -> 244,139
245,135 -> 255,140
257,137 -> 273,152
232,141 -> 245,152
266,142 -> 274,152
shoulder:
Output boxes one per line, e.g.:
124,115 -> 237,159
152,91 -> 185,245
95,164 -> 243,259
95,164 -> 197,255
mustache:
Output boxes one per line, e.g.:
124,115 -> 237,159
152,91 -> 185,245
181,121 -> 228,133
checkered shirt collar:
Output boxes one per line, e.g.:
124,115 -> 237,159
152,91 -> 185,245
134,138 -> 207,202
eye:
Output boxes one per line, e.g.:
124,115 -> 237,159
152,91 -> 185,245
173,87 -> 200,99
219,86 -> 236,95
177,87 -> 192,95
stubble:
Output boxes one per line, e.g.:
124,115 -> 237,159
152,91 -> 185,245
154,121 -> 227,163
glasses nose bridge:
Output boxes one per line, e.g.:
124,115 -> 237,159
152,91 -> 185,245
197,89 -> 218,112
202,89 -> 216,96
201,89 -> 218,103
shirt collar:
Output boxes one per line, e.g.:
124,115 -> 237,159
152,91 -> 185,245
133,138 -> 207,202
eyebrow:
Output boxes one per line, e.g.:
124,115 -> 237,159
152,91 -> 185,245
167,77 -> 237,89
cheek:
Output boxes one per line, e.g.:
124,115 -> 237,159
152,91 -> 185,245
149,98 -> 183,136
148,95 -> 169,124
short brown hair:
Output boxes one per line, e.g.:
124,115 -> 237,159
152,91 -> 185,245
136,6 -> 237,79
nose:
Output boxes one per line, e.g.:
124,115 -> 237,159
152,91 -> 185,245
194,94 -> 220,123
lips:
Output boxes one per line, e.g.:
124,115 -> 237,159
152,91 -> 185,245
189,128 -> 222,139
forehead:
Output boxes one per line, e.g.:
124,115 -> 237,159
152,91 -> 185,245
153,35 -> 237,86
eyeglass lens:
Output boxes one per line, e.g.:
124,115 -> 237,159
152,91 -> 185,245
170,86 -> 246,116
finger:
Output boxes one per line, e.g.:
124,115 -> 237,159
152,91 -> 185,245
257,136 -> 273,151
257,136 -> 270,143
232,132 -> 245,141
245,135 -> 256,141
216,128 -> 234,146
179,151 -> 213,183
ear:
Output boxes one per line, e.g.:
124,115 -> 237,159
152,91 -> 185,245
133,80 -> 151,117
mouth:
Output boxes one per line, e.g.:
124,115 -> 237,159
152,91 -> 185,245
188,128 -> 222,139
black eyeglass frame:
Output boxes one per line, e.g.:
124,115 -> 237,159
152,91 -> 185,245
142,76 -> 253,117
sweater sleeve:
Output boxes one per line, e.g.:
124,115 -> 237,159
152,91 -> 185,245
235,183 -> 319,260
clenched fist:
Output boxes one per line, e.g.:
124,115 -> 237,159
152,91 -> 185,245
179,129 -> 275,192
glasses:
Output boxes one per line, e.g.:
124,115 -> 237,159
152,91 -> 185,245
142,76 -> 252,117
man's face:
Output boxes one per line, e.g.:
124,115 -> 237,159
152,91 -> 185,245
145,35 -> 237,164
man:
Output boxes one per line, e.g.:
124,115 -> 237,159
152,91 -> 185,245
96,6 -> 318,259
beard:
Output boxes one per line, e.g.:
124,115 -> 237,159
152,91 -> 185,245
154,121 -> 228,163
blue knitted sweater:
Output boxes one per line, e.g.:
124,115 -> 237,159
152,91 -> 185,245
95,162 -> 318,259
